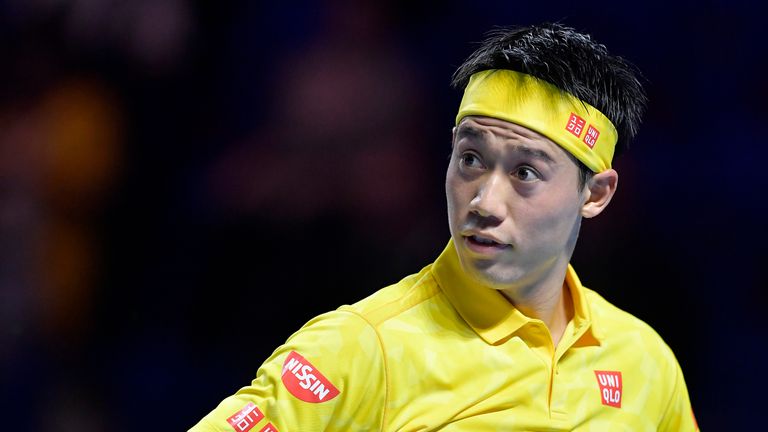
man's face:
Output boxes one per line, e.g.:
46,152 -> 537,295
446,116 -> 588,292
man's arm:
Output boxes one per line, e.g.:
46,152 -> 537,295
189,310 -> 386,432
657,357 -> 699,431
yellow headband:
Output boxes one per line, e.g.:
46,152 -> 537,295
456,69 -> 618,172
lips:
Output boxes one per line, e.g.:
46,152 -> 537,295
469,235 -> 502,245
463,233 -> 510,254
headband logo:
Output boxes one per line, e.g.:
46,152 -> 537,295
566,113 -> 601,149
565,113 -> 586,138
584,125 -> 600,148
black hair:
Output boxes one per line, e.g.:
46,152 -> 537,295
452,23 -> 647,189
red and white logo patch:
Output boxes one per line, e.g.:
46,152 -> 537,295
226,402 -> 264,432
594,370 -> 622,408
583,125 -> 600,148
281,351 -> 340,403
565,113 -> 586,138
259,423 -> 279,432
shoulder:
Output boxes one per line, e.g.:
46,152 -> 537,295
190,305 -> 389,431
189,265 -> 446,431
582,288 -> 696,429
339,263 -> 442,326
584,287 -> 679,369
274,264 -> 442,371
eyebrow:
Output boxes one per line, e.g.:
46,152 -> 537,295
455,124 -> 556,165
514,145 -> 556,164
455,124 -> 484,141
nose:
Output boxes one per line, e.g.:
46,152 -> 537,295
468,171 -> 508,222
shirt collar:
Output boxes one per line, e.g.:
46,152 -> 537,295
430,239 -> 602,345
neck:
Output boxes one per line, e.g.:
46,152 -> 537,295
500,261 -> 574,347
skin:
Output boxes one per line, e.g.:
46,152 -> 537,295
446,116 -> 618,347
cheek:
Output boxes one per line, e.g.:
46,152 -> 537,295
445,164 -> 469,228
445,171 -> 458,219
523,196 -> 581,240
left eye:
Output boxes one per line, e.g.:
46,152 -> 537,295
513,166 -> 540,181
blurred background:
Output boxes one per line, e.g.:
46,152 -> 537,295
1,0 -> 765,429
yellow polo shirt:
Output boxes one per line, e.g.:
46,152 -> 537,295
190,240 -> 698,431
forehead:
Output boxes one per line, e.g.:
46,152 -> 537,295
455,116 -> 578,166
456,116 -> 557,147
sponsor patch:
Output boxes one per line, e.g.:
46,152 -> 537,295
259,423 -> 279,432
226,402 -> 264,432
281,351 -> 340,403
583,125 -> 600,148
594,370 -> 622,408
565,113 -> 586,138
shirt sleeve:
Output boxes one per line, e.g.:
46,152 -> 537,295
657,357 -> 699,432
188,309 -> 386,432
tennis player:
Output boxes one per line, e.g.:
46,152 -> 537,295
189,23 -> 698,431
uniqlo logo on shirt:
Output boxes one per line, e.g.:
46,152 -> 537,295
226,402 -> 264,432
583,125 -> 600,148
594,370 -> 622,408
281,351 -> 340,403
565,113 -> 586,137
259,423 -> 279,432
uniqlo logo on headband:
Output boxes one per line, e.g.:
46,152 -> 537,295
594,370 -> 622,408
226,402 -> 264,432
259,423 -> 279,432
565,113 -> 586,137
583,125 -> 600,148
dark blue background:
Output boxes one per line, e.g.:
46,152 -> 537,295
1,1 -> 764,429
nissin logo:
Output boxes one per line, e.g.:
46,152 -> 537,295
281,351 -> 340,403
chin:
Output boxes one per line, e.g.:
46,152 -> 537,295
465,261 -> 524,289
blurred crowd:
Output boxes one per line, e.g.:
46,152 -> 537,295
1,1 -> 765,430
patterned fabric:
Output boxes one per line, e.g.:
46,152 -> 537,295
189,240 -> 698,431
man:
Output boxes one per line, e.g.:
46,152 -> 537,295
190,23 -> 698,431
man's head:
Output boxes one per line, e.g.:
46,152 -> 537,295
446,24 -> 645,292
452,23 -> 646,160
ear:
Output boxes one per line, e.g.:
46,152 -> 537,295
581,169 -> 619,218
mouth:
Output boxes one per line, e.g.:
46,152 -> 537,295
463,234 -> 511,254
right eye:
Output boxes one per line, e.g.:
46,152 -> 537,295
460,152 -> 484,169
